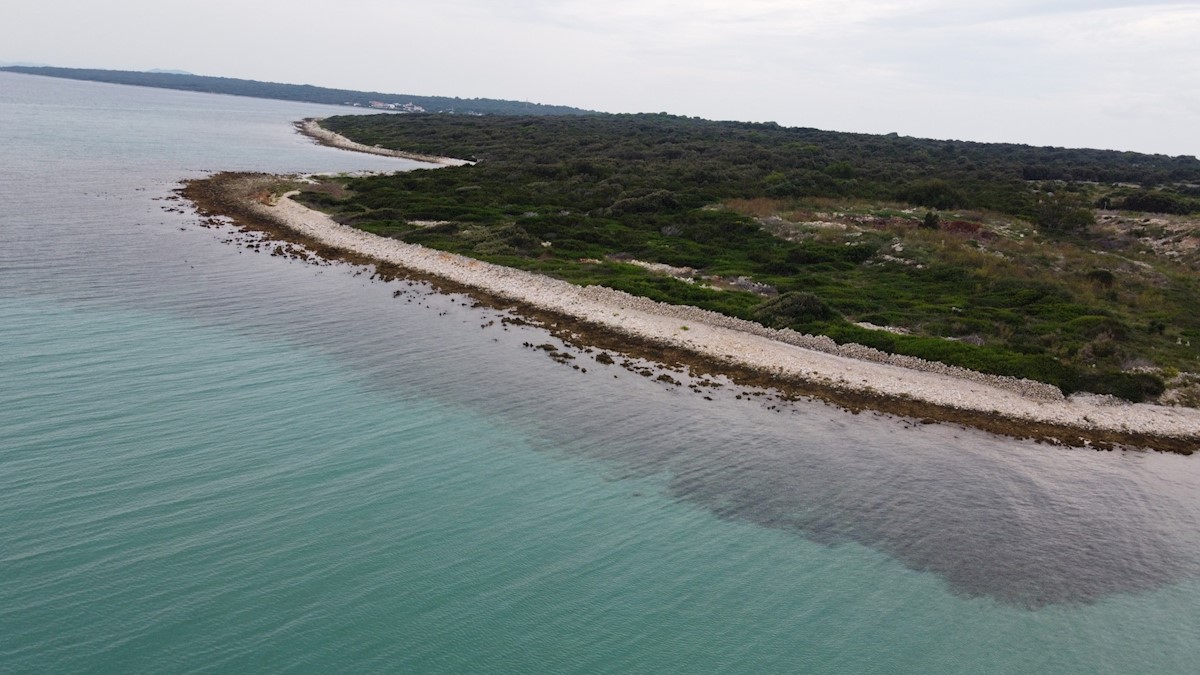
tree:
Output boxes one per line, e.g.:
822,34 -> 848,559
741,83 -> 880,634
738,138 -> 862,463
1033,194 -> 1095,233
899,179 -> 967,210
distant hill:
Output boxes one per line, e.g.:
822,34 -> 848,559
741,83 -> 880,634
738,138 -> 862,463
0,66 -> 594,116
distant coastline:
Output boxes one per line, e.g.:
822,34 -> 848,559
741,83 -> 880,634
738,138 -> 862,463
0,65 -> 594,116
180,130 -> 1200,453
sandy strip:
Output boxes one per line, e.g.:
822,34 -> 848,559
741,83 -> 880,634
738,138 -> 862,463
211,178 -> 1199,451
296,119 -> 471,166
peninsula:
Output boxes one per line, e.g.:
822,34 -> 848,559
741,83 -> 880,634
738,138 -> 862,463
179,122 -> 1200,453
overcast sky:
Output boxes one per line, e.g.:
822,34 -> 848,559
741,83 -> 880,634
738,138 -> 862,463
5,1 -> 1198,156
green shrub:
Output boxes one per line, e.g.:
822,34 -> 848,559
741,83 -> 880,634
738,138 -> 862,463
1068,372 -> 1165,402
754,292 -> 835,326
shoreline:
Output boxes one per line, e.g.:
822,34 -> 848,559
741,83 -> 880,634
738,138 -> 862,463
295,118 -> 471,166
180,172 -> 1200,454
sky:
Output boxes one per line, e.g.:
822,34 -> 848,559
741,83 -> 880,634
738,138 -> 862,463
4,0 -> 1198,157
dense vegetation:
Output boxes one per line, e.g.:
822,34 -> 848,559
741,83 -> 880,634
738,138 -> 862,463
0,66 -> 592,116
302,113 -> 1200,402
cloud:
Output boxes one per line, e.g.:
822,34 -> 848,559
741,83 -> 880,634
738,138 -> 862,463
3,0 -> 1196,154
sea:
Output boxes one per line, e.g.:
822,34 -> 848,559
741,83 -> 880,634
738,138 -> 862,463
1,71 -> 1198,673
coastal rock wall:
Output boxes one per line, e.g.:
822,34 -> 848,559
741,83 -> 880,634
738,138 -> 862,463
572,284 -> 1064,402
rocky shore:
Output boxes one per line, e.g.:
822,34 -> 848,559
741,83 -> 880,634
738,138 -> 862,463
180,168 -> 1200,455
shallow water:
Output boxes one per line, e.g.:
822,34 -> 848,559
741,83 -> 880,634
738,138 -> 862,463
2,72 -> 1199,672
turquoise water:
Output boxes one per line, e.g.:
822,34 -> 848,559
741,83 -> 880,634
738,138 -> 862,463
2,72 -> 1199,672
